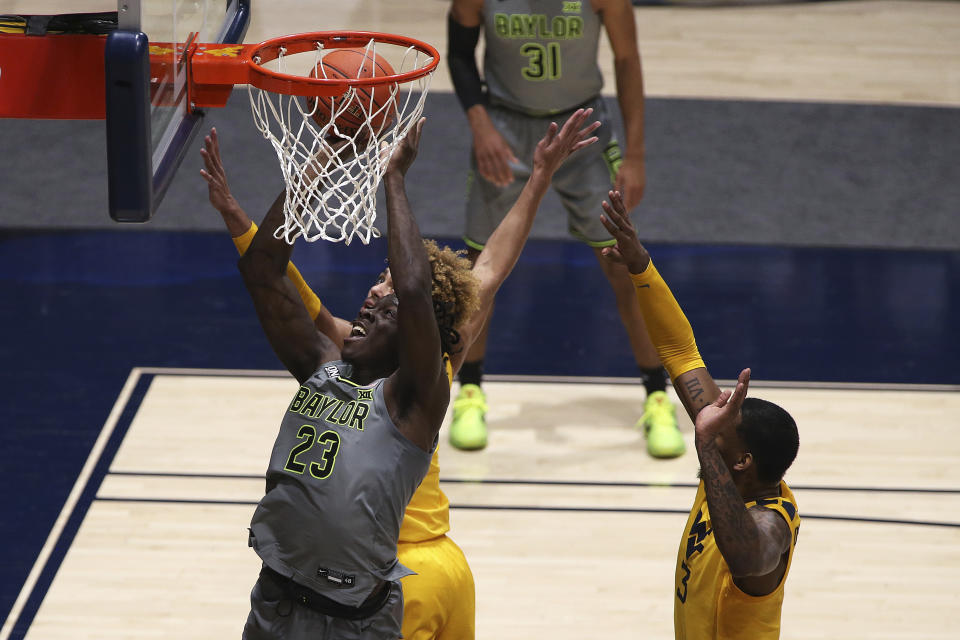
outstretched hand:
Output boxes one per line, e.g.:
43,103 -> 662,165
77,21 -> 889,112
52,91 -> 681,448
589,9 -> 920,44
695,368 -> 751,443
598,190 -> 650,274
532,107 -> 601,177
385,117 -> 426,178
199,127 -> 242,216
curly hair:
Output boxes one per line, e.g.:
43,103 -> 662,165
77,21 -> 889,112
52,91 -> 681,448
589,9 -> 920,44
422,239 -> 480,356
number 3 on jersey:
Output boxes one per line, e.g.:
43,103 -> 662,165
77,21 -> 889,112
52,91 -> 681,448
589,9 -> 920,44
284,425 -> 341,480
521,42 -> 561,80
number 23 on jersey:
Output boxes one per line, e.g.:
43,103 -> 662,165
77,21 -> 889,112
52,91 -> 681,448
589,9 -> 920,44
283,425 -> 341,480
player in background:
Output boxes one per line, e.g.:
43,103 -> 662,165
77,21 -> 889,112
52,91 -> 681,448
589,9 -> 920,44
201,110 -> 600,639
600,190 -> 801,639
446,0 -> 684,458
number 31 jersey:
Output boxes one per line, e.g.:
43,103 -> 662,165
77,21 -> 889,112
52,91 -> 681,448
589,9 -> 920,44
483,0 -> 603,115
248,360 -> 434,607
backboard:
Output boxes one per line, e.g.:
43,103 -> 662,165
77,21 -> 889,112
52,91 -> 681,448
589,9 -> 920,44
106,0 -> 250,222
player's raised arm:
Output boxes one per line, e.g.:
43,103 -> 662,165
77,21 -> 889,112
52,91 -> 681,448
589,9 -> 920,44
452,109 -> 601,372
200,127 -> 351,346
381,120 -> 450,451
601,192 -> 796,592
692,368 -> 793,583
237,187 -> 340,384
599,190 -> 721,419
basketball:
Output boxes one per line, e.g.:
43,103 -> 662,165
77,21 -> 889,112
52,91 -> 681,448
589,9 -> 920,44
308,48 -> 398,137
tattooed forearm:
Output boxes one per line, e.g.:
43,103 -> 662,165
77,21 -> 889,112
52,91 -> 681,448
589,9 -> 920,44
684,376 -> 705,404
680,372 -> 709,417
696,437 -> 763,575
673,370 -> 723,423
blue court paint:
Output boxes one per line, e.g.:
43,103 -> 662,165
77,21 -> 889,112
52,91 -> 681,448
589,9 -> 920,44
0,229 -> 958,627
2,374 -> 154,640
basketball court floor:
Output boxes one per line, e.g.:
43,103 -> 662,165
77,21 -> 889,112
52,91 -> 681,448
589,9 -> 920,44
6,369 -> 960,639
2,1 -> 959,639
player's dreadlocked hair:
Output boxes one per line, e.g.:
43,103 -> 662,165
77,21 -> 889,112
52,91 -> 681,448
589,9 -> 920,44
422,239 -> 480,356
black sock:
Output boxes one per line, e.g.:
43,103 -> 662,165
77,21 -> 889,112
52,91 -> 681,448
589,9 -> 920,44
640,366 -> 667,395
458,359 -> 484,387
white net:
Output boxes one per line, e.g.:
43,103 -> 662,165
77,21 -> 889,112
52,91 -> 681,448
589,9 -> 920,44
248,39 -> 434,245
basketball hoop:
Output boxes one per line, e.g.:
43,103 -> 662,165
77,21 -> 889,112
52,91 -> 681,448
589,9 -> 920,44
186,32 -> 439,245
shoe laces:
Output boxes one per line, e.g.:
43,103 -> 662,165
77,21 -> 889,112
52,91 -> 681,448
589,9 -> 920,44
642,391 -> 676,430
454,386 -> 487,414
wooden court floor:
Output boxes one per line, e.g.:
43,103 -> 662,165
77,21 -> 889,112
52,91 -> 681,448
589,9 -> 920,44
8,368 -> 959,639
2,1 -> 958,638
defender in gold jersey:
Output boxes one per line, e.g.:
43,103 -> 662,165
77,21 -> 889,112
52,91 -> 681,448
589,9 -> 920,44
599,191 -> 801,639
201,110 -> 600,639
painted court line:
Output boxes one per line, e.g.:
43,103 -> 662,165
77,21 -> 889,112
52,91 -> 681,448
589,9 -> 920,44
84,496 -> 960,530
105,470 -> 960,495
129,367 -> 960,392
0,368 -> 143,640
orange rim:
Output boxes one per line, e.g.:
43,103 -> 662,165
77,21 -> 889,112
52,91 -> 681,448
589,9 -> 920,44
246,31 -> 438,96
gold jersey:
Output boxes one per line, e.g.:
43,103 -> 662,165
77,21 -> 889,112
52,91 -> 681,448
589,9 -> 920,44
399,450 -> 450,542
398,355 -> 455,543
674,480 -> 800,639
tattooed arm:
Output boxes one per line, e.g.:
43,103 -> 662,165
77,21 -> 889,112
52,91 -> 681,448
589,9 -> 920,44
670,370 -> 720,422
694,369 -> 793,592
601,193 -> 791,592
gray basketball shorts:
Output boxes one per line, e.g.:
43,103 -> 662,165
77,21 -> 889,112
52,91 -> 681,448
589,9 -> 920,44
242,569 -> 404,640
464,96 -> 624,249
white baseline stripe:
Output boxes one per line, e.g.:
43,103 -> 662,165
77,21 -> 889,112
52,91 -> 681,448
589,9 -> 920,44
137,366 -> 292,378
136,366 -> 960,393
485,374 -> 960,393
0,368 -> 145,640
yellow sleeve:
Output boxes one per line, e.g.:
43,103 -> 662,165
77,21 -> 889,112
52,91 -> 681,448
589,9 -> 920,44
629,260 -> 706,381
232,222 -> 324,321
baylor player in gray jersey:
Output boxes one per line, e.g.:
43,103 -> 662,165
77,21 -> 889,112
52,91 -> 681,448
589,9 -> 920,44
238,120 -> 480,639
247,362 -> 430,613
202,111 -> 600,639
447,0 -> 685,459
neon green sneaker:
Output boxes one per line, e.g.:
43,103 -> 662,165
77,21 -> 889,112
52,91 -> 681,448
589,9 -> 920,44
638,390 -> 686,459
449,384 -> 488,451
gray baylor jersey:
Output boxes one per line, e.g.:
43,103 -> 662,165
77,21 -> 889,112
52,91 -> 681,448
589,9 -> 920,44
249,361 -> 433,607
483,0 -> 603,115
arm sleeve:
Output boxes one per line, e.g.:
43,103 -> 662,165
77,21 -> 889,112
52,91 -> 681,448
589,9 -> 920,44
629,260 -> 706,381
447,13 -> 485,111
232,222 -> 324,321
